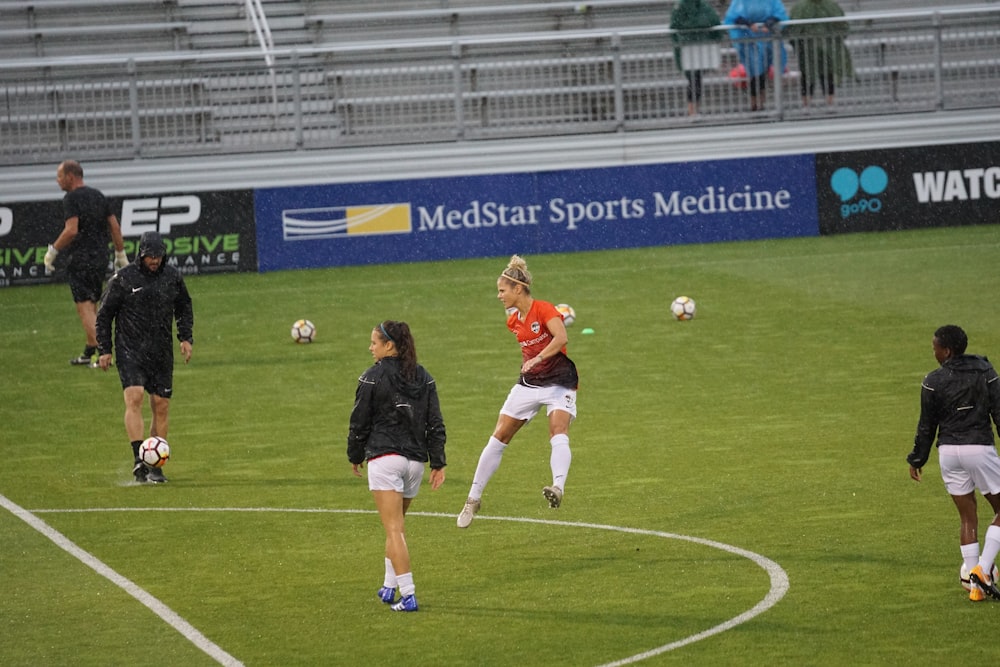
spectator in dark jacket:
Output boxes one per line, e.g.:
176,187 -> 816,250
96,231 -> 193,484
348,320 -> 446,612
908,325 -> 1000,602
671,0 -> 722,116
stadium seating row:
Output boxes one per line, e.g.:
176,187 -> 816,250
0,0 -> 997,167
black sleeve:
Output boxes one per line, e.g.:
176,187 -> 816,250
907,379 -> 938,468
174,275 -> 194,344
347,370 -> 376,464
988,365 -> 1000,436
424,378 -> 447,469
95,273 -> 123,355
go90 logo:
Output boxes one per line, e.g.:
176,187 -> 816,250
831,166 -> 888,219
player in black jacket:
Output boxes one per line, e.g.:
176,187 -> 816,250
96,231 -> 193,484
908,325 -> 1000,601
348,320 -> 446,612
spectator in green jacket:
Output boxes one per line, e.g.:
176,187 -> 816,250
671,0 -> 723,116
786,0 -> 854,107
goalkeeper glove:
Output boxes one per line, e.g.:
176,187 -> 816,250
43,244 -> 58,274
114,249 -> 129,270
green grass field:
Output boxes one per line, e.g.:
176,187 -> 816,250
3,225 -> 1000,666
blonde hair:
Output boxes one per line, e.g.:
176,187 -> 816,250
499,254 -> 532,290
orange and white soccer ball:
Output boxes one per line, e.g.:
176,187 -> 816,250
670,296 -> 696,321
555,303 -> 576,326
138,436 -> 170,468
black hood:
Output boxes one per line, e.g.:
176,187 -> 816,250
944,354 -> 994,373
137,231 -> 167,260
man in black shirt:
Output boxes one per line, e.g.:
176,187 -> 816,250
44,160 -> 128,365
96,231 -> 193,483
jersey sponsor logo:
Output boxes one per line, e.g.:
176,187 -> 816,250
281,204 -> 411,240
520,332 -> 548,348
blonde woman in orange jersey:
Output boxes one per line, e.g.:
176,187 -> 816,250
457,255 -> 579,528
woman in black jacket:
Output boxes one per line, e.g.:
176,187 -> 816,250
348,320 -> 446,612
908,325 -> 1000,601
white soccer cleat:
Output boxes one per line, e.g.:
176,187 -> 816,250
457,498 -> 481,528
542,485 -> 563,508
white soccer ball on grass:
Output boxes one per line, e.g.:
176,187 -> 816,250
291,319 -> 316,343
670,296 -> 696,321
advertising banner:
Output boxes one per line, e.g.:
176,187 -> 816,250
0,190 -> 257,288
816,141 -> 1000,234
253,154 -> 819,272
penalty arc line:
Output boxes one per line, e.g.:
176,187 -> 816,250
0,493 -> 244,667
27,506 -> 790,666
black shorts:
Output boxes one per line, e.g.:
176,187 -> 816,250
67,263 -> 105,303
117,357 -> 174,398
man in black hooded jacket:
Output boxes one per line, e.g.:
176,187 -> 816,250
908,325 -> 1000,601
96,231 -> 193,483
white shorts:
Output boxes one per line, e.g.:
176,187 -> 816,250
500,383 -> 577,422
939,444 -> 1000,496
367,454 -> 425,498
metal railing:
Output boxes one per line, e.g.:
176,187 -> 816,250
244,0 -> 279,117
0,6 -> 997,166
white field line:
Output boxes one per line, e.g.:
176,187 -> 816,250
0,494 -> 243,667
25,505 -> 790,666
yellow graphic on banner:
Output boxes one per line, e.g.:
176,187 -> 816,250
345,205 -> 412,235
281,203 -> 412,240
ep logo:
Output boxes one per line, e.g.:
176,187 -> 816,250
120,196 -> 201,235
831,166 -> 888,219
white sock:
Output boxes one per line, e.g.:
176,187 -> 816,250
397,572 -> 415,597
961,541 -> 981,571
549,433 -> 571,489
469,437 -> 507,500
980,525 -> 1000,573
383,557 -> 397,588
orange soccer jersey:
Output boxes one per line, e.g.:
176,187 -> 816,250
507,299 -> 578,389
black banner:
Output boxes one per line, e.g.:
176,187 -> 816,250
0,189 -> 257,288
816,142 -> 1000,235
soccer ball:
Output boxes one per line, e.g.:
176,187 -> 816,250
670,296 -> 696,321
960,562 -> 1000,591
291,319 -> 316,343
138,436 -> 170,468
556,303 -> 576,326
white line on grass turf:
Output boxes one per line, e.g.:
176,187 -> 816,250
25,505 -> 790,666
0,493 -> 244,667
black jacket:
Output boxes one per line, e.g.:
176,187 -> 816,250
347,356 -> 446,468
908,354 -> 1000,468
96,258 -> 193,365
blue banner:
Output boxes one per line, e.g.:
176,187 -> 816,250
253,154 -> 819,271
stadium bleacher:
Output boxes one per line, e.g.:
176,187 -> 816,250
305,1 -> 670,44
0,0 -> 996,180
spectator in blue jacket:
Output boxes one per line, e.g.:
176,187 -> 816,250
725,0 -> 789,110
